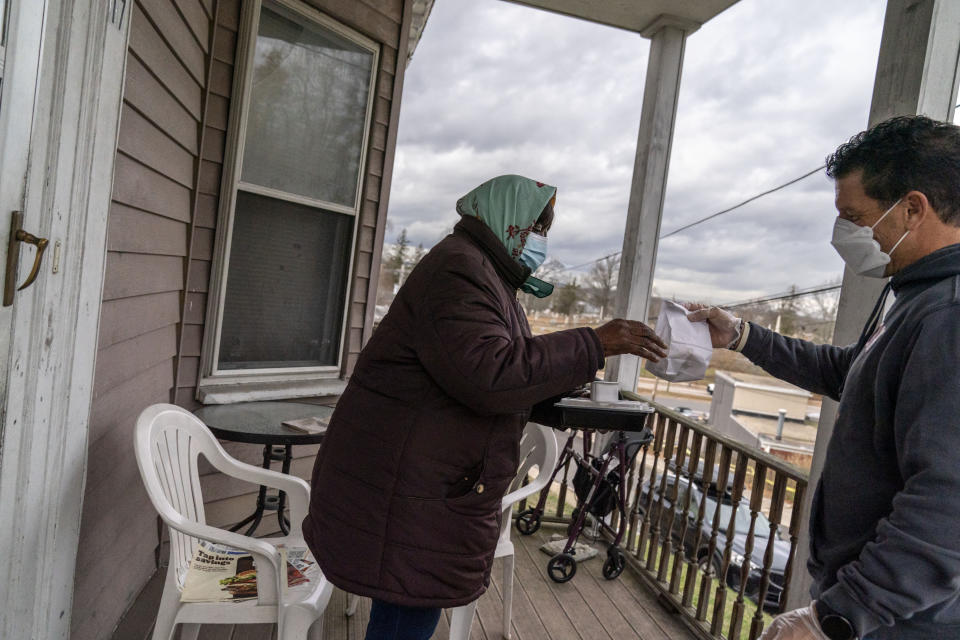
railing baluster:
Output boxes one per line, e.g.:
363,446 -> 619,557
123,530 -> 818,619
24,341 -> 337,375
638,414 -> 667,563
698,444 -> 731,622
649,418 -> 678,574
658,421 -> 685,582
575,397 -> 810,640
751,472 -> 787,639
626,439 -> 647,554
671,431 -> 702,596
684,437 -> 715,610
712,452 -> 748,637
730,462 -> 766,640
780,480 -> 806,610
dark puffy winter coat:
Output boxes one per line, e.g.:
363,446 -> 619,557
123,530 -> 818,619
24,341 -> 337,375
302,216 -> 604,607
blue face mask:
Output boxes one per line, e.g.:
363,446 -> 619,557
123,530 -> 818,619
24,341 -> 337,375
518,232 -> 548,273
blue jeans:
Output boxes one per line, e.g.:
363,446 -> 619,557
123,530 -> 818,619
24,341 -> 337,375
364,599 -> 442,640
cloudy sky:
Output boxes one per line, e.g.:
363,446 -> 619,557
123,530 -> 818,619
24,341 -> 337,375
385,0 -> 892,304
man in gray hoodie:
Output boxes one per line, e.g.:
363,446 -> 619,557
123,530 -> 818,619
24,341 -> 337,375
689,115 -> 960,640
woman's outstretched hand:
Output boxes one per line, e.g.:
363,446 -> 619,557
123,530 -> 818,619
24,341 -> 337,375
595,319 -> 668,361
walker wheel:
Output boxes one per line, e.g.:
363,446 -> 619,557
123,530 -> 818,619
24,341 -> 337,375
515,509 -> 542,536
547,553 -> 577,583
602,547 -> 625,580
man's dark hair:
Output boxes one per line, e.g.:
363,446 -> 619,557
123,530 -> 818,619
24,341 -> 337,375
825,115 -> 960,225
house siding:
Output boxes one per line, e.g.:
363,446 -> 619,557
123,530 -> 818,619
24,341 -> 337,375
73,0 -> 408,637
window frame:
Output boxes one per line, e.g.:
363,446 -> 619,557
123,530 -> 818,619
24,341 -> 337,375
199,0 -> 380,401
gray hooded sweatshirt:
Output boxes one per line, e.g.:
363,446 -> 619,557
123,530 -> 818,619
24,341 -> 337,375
741,243 -> 960,639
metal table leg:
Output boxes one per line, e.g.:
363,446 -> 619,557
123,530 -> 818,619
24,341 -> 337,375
276,444 -> 292,534
230,444 -> 274,536
228,444 -> 295,537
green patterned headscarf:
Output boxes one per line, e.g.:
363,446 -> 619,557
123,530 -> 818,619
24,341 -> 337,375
456,175 -> 557,261
456,175 -> 557,297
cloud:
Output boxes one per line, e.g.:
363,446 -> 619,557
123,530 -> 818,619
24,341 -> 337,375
387,0 -> 886,303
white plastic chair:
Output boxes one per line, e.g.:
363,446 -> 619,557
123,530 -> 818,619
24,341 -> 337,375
134,403 -> 334,640
448,423 -> 559,640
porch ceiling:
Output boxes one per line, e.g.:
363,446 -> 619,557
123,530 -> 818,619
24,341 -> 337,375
407,0 -> 740,65
503,0 -> 741,34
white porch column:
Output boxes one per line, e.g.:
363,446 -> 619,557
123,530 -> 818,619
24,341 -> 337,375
785,0 -> 960,610
607,15 -> 699,390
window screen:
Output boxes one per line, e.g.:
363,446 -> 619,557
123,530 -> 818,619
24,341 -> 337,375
219,191 -> 353,369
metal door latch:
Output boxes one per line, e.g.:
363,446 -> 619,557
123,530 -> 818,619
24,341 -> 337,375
3,211 -> 49,306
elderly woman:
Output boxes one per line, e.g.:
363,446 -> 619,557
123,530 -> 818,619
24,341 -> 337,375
303,175 -> 666,639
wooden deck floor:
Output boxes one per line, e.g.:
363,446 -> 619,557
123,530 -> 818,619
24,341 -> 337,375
113,525 -> 696,640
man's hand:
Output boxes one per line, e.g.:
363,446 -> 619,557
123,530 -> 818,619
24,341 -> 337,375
758,604 -> 829,640
684,303 -> 742,349
594,319 -> 668,361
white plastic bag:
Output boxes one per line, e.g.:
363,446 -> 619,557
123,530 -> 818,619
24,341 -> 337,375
644,300 -> 713,382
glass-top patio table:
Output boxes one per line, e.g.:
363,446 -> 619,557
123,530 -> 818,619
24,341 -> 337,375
194,401 -> 331,536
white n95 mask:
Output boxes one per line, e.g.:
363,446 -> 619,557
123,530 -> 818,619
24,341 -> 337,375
830,197 -> 909,278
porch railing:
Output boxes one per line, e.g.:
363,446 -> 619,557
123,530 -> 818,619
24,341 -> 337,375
525,391 -> 809,640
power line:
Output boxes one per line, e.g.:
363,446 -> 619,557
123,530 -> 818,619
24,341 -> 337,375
563,164 -> 827,272
659,165 -> 826,239
565,251 -> 622,272
721,283 -> 841,309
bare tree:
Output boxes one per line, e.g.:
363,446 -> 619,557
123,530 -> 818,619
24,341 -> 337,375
536,258 -> 566,282
519,258 -> 566,313
809,281 -> 841,320
385,229 -> 410,290
552,278 -> 583,322
412,243 -> 427,265
804,280 -> 841,342
586,255 -> 619,319
774,284 -> 800,334
376,229 -> 410,306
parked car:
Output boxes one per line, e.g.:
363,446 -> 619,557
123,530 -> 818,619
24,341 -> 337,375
638,471 -> 789,612
673,406 -> 707,422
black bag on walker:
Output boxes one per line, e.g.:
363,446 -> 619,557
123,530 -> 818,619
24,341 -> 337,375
572,458 -> 619,518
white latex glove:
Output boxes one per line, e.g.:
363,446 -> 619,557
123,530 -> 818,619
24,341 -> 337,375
758,604 -> 829,640
683,304 -> 743,349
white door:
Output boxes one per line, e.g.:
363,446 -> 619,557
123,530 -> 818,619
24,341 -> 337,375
0,0 -> 56,634
0,0 -> 130,638
0,0 -> 46,401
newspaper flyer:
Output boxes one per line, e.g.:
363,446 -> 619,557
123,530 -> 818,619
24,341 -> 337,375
281,415 -> 330,434
180,541 -> 312,603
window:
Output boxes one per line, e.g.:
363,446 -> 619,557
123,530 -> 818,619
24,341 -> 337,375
201,0 -> 379,401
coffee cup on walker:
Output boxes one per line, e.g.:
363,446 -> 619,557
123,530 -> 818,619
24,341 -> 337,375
591,381 -> 620,402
